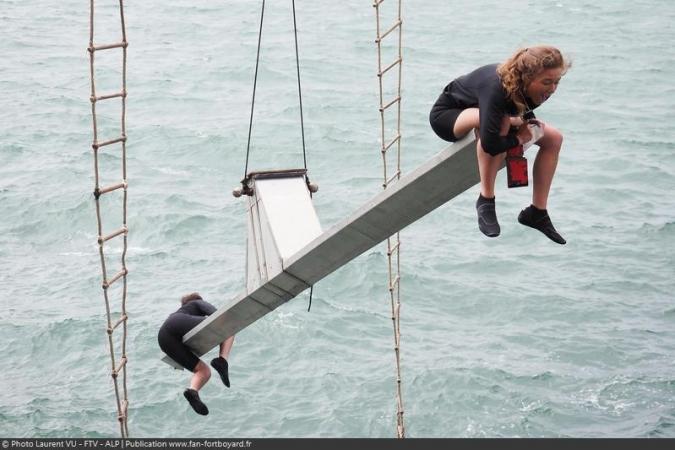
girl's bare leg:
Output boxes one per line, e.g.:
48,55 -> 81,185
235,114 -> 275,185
518,123 -> 566,244
531,124 -> 563,209
455,110 -> 510,198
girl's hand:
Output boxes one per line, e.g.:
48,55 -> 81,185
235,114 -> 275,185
516,122 -> 533,145
527,118 -> 546,133
509,116 -> 525,127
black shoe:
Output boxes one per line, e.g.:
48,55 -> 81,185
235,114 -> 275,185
476,195 -> 500,237
183,388 -> 209,415
518,205 -> 566,245
211,357 -> 230,388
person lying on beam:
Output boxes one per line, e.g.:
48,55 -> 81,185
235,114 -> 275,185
158,292 -> 234,415
430,45 -> 571,245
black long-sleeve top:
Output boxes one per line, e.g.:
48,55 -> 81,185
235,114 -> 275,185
436,63 -> 537,155
172,299 -> 216,317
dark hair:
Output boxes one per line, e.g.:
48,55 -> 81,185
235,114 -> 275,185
181,292 -> 203,305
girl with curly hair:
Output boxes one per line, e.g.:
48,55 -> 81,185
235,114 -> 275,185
430,46 -> 571,244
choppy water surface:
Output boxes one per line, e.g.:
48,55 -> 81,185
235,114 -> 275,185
1,0 -> 674,438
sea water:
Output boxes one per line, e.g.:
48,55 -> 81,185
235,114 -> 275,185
1,0 -> 674,438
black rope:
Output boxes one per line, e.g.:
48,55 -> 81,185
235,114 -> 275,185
307,286 -> 313,312
292,0 -> 307,170
243,0 -> 266,179
243,0 -> 308,179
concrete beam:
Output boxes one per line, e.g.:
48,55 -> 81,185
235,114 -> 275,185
163,134 -> 479,367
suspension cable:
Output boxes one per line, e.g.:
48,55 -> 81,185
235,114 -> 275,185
243,0 -> 308,178
373,0 -> 405,438
87,0 -> 130,438
244,0 -> 266,179
292,0 -> 307,170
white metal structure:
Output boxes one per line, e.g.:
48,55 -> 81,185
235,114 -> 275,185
244,170 -> 322,293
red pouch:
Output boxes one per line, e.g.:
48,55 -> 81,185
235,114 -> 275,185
506,145 -> 528,188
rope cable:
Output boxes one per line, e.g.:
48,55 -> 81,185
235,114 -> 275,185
243,0 -> 309,178
244,0 -> 266,179
307,286 -> 313,312
292,0 -> 308,170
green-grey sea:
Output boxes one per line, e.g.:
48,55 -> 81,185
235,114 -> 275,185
1,0 -> 674,438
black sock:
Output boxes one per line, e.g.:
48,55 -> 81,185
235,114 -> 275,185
477,194 -> 495,205
183,388 -> 209,415
518,205 -> 566,245
211,357 -> 230,388
476,194 -> 500,238
528,204 -> 548,219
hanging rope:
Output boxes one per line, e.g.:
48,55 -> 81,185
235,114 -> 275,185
291,0 -> 308,171
373,0 -> 405,438
87,0 -> 130,438
243,0 -> 266,179
243,0 -> 308,179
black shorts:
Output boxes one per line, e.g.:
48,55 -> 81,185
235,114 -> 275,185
158,313 -> 206,371
429,105 -> 464,142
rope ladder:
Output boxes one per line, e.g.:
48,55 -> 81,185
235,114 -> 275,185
373,0 -> 405,438
87,0 -> 130,437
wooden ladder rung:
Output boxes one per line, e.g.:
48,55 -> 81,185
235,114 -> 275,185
111,356 -> 127,378
102,268 -> 128,290
93,136 -> 126,150
95,182 -> 127,199
384,170 -> 401,187
389,274 -> 400,292
375,19 -> 402,43
379,96 -> 401,113
91,91 -> 126,103
89,41 -> 128,52
381,134 -> 401,153
98,226 -> 128,245
387,240 -> 400,256
378,58 -> 401,78
107,314 -> 128,334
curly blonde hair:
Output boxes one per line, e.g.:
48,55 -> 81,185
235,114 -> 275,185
497,46 -> 571,115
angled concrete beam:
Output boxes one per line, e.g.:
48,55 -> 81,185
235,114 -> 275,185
163,134 -> 480,367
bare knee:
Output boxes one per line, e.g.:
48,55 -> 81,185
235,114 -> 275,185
195,361 -> 211,380
540,125 -> 563,152
453,108 -> 480,139
550,127 -> 563,148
